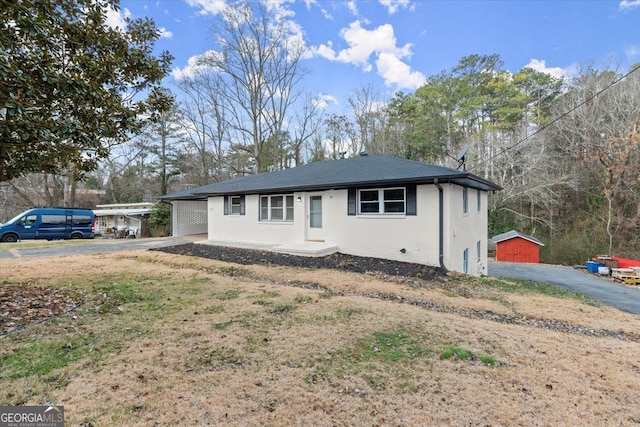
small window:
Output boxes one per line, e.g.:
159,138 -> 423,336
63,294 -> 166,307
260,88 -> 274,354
477,240 -> 481,263
463,248 -> 469,274
229,196 -> 242,215
358,188 -> 405,215
359,190 -> 380,213
224,195 -> 245,215
260,194 -> 294,222
476,189 -> 481,212
462,187 -> 468,214
384,188 -> 405,213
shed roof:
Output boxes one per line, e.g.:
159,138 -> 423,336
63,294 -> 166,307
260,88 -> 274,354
490,230 -> 544,246
160,155 -> 501,200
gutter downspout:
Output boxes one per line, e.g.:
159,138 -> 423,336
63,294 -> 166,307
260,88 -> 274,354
434,179 -> 448,272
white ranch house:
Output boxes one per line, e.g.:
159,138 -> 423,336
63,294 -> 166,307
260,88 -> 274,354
160,155 -> 501,276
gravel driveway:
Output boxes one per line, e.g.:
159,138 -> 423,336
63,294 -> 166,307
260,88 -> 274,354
489,261 -> 640,315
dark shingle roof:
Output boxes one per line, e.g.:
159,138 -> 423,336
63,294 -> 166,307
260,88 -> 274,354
160,155 -> 501,200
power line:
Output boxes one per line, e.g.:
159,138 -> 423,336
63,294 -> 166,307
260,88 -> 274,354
469,62 -> 640,173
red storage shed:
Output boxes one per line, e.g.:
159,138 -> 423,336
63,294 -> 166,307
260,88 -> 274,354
490,230 -> 544,263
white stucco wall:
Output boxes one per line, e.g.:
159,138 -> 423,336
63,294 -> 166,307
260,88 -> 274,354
442,185 -> 488,276
208,194 -> 305,244
205,184 -> 490,276
320,187 -> 441,267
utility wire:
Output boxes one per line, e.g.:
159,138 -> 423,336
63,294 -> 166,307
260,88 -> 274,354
469,62 -> 640,173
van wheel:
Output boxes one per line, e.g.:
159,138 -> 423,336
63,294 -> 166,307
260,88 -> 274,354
69,233 -> 83,239
1,234 -> 18,243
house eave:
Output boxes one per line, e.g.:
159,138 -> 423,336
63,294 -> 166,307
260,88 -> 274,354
192,175 -> 501,197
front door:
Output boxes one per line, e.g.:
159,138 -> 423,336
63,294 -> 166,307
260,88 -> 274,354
307,195 -> 323,241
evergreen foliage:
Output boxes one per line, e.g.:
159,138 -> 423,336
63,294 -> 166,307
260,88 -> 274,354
0,0 -> 173,182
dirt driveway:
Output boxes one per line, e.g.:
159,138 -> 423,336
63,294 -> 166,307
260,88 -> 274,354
489,261 -> 640,315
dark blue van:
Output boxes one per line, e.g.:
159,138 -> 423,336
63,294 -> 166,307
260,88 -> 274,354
0,208 -> 95,242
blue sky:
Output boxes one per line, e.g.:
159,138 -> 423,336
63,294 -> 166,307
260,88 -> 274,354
111,0 -> 640,111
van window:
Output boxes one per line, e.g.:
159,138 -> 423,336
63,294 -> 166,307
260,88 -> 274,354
41,214 -> 66,226
72,215 -> 92,226
19,215 -> 37,226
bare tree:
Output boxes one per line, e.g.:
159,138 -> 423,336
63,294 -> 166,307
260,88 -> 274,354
203,2 -> 307,172
177,70 -> 230,184
288,94 -> 323,166
324,114 -> 354,160
101,140 -> 149,204
547,64 -> 640,256
347,85 -> 383,156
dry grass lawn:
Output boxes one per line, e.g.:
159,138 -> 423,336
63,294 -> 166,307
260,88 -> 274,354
1,250 -> 640,426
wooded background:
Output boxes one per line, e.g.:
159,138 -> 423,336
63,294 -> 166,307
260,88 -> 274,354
2,1 -> 639,264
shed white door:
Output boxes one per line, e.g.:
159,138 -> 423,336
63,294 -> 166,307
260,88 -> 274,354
307,195 -> 324,241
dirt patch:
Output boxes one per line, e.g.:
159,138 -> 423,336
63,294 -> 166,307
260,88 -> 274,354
0,285 -> 81,335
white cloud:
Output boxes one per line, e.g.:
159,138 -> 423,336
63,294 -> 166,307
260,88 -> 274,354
625,45 -> 640,58
337,22 -> 396,66
619,0 -> 640,10
158,27 -> 173,39
265,0 -> 296,18
346,1 -> 358,15
320,7 -> 333,20
313,93 -> 338,110
379,0 -> 411,14
311,41 -> 337,60
524,59 -> 571,80
185,0 -> 227,15
104,6 -> 130,30
171,50 -> 223,80
311,20 -> 425,89
376,51 -> 425,88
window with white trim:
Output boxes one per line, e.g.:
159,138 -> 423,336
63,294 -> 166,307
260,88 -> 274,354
358,188 -> 405,214
260,195 -> 294,221
223,195 -> 245,216
476,189 -> 481,212
477,240 -> 481,263
229,196 -> 242,215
